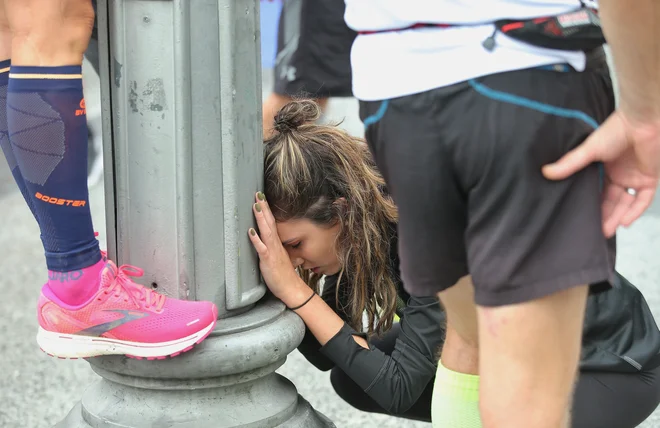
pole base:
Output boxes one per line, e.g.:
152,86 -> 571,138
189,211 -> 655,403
55,299 -> 335,428
57,393 -> 335,428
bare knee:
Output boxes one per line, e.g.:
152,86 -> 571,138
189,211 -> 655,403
5,0 -> 94,65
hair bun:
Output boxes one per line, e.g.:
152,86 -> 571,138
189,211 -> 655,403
273,99 -> 322,134
273,116 -> 300,133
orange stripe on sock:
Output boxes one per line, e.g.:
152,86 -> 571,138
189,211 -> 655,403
8,73 -> 82,79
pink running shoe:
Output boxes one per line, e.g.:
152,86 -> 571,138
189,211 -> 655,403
36,261 -> 218,359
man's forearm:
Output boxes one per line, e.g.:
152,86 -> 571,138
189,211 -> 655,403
599,0 -> 660,122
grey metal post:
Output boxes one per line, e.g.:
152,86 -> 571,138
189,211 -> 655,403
57,0 -> 334,426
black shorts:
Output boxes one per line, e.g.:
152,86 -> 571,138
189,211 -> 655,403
360,55 -> 616,306
273,0 -> 356,98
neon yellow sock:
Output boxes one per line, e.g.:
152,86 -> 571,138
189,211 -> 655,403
431,360 -> 482,428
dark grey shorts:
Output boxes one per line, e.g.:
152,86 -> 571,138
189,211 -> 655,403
360,58 -> 616,306
273,0 -> 356,98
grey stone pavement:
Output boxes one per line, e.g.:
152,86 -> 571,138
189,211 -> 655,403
0,64 -> 659,427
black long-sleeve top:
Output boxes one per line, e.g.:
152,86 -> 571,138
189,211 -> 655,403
298,239 -> 660,414
298,275 -> 445,414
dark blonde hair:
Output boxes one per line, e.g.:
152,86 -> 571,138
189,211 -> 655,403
264,100 -> 399,335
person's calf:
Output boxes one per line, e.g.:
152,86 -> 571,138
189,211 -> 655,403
432,277 -> 482,427
433,326 -> 481,427
5,0 -> 101,299
437,275 -> 479,374
477,285 -> 588,428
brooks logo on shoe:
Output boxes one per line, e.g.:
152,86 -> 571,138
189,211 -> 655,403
78,309 -> 150,337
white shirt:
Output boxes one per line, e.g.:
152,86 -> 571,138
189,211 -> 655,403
344,0 -> 591,101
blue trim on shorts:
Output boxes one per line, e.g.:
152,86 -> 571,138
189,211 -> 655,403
468,79 -> 599,130
361,79 -> 605,187
467,78 -> 605,189
363,100 -> 390,128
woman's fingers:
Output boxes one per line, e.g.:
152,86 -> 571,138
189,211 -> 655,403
248,227 -> 268,256
256,192 -> 278,230
253,201 -> 275,244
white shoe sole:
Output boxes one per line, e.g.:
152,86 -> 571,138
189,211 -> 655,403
36,320 -> 216,359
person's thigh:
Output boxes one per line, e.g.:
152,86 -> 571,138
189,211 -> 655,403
572,366 -> 660,428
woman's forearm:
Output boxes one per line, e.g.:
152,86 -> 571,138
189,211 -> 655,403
286,284 -> 368,348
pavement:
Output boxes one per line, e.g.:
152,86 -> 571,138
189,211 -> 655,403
1,57 -> 660,428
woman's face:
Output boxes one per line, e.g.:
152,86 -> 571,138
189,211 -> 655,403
276,217 -> 342,276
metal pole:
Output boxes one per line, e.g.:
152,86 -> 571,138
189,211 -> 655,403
58,0 -> 334,426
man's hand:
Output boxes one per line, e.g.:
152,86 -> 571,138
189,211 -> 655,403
543,111 -> 660,237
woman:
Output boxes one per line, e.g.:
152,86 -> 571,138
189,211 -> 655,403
248,100 -> 660,427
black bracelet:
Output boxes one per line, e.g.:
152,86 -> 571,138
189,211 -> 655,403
288,291 -> 316,311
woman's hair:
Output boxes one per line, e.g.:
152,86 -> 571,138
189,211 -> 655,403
264,99 -> 399,336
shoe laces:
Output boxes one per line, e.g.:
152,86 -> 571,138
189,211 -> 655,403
104,263 -> 166,312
